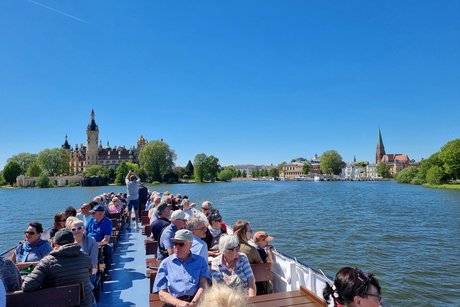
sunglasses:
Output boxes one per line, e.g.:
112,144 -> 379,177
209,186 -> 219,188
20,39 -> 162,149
212,219 -> 222,223
227,246 -> 239,252
173,242 -> 185,247
71,226 -> 83,232
366,292 -> 382,301
24,231 -> 36,235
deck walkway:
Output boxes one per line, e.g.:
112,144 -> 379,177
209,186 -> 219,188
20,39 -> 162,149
98,226 -> 149,306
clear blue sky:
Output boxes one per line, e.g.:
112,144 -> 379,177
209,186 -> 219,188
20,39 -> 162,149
1,1 -> 459,169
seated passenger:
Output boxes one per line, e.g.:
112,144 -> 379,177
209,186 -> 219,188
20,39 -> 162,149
0,256 -> 22,292
201,201 -> 213,217
150,203 -> 171,241
107,197 -> 123,214
210,234 -> 256,297
22,229 -> 93,307
65,206 -> 77,217
76,202 -> 93,226
197,282 -> 249,307
205,209 -> 227,257
153,229 -> 210,306
85,205 -> 113,281
70,219 -> 98,276
323,267 -> 382,307
233,220 -> 263,264
253,231 -> 274,263
49,212 -> 67,239
13,222 -> 52,268
186,214 -> 209,262
157,210 -> 187,260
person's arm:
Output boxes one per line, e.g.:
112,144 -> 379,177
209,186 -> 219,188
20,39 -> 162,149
190,276 -> 208,305
247,276 -> 256,297
159,289 -> 190,307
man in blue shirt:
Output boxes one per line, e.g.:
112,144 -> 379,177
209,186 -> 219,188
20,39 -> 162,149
186,215 -> 209,263
86,205 -> 113,280
157,210 -> 187,260
153,229 -> 210,306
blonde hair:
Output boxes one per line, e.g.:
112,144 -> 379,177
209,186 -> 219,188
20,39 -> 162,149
65,216 -> 80,229
197,283 -> 249,307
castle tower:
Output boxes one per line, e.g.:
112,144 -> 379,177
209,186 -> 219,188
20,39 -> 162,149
86,109 -> 99,167
376,128 -> 385,163
62,134 -> 71,150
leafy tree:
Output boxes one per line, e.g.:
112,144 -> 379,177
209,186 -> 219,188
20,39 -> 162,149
356,162 -> 367,167
242,170 -> 247,178
426,165 -> 445,185
115,161 -> 140,185
7,153 -> 38,174
175,166 -> 184,179
320,150 -> 343,175
377,162 -> 390,178
37,148 -> 69,176
269,168 -> 279,178
302,163 -> 311,175
236,170 -> 242,177
36,172 -> 50,188
438,139 -> 460,180
84,165 -> 105,177
414,153 -> 443,184
251,169 -> 259,178
205,155 -> 220,181
3,161 -> 22,186
0,171 -> 6,186
139,140 -> 176,183
194,153 -> 207,182
223,166 -> 237,178
26,162 -> 42,177
394,166 -> 419,183
184,160 -> 194,178
218,169 -> 233,182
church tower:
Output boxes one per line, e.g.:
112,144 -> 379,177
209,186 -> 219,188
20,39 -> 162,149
86,109 -> 99,167
376,128 -> 385,163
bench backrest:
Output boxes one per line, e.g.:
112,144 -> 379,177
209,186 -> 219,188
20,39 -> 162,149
251,262 -> 273,282
6,284 -> 81,307
145,239 -> 158,255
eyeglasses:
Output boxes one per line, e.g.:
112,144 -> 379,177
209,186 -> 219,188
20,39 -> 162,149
227,246 -> 239,252
24,231 -> 36,235
366,293 -> 382,301
196,226 -> 207,232
173,242 -> 185,247
71,226 -> 83,232
212,219 -> 222,223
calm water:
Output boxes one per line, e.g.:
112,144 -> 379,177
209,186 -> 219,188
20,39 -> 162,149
1,181 -> 459,306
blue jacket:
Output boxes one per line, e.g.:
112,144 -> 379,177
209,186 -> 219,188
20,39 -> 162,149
15,239 -> 52,262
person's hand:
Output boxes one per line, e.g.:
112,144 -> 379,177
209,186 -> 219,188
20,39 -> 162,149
175,300 -> 190,307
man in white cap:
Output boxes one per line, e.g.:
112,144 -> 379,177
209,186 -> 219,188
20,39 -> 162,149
157,210 -> 187,260
153,229 -> 210,306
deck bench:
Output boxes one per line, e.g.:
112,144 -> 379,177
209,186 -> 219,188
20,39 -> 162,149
248,285 -> 324,306
6,284 -> 81,307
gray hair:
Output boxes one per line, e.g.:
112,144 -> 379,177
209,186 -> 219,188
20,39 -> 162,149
218,234 -> 239,253
186,214 -> 208,231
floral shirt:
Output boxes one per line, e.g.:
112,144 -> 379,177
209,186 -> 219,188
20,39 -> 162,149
211,253 -> 254,289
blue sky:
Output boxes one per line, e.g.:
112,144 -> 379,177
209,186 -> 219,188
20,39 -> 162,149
1,1 -> 459,169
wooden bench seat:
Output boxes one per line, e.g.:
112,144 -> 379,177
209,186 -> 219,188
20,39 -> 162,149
248,285 -> 324,307
6,284 -> 81,307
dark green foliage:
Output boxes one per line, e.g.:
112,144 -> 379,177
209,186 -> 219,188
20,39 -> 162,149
302,163 -> 311,175
426,165 -> 445,185
438,139 -> 460,180
26,162 -> 42,177
193,154 -> 221,182
36,172 -> 50,188
394,166 -> 419,183
7,153 -> 38,174
3,161 -> 22,186
184,160 -> 194,178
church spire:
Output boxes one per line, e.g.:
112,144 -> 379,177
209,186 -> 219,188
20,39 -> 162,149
376,128 -> 386,163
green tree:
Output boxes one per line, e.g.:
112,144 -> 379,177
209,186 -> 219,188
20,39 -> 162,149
7,153 -> 38,174
83,165 -> 105,177
139,140 -> 176,183
0,171 -> 6,186
218,168 -> 233,182
320,150 -> 343,175
426,165 -> 445,185
242,170 -> 247,178
413,153 -> 443,184
205,155 -> 220,181
175,166 -> 184,179
439,139 -> 460,180
269,168 -> 279,178
115,162 -> 140,185
193,153 -> 207,182
394,166 -> 419,183
36,172 -> 50,188
251,169 -> 259,178
26,162 -> 42,177
184,160 -> 194,178
302,163 -> 311,175
236,170 -> 242,177
37,148 -> 69,176
377,162 -> 390,178
3,161 -> 22,186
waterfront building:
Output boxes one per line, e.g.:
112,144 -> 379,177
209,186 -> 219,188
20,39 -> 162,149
280,162 -> 305,179
62,110 -> 147,174
375,129 -> 410,176
310,154 -> 321,174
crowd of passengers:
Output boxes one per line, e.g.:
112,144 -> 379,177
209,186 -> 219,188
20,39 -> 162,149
0,179 -> 384,307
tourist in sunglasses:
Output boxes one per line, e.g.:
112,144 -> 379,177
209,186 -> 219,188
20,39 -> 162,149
323,267 -> 383,307
70,219 -> 98,276
210,234 -> 256,297
205,209 -> 227,257
153,229 -> 210,307
49,212 -> 68,239
12,222 -> 52,268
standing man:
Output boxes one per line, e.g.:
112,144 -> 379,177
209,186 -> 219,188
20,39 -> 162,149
153,229 -> 210,306
22,229 -> 93,306
86,205 -> 113,281
125,170 -> 141,230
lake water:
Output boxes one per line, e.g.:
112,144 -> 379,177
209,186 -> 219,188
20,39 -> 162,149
1,181 -> 459,306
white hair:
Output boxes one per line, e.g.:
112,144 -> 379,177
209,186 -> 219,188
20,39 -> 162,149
218,234 -> 239,253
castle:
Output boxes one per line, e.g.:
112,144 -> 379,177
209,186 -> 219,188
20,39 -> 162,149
62,110 -> 147,174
